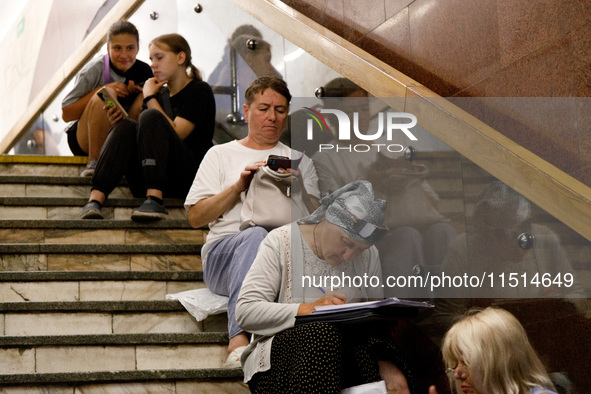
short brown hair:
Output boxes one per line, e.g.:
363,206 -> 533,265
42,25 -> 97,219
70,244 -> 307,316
108,21 -> 139,45
244,76 -> 291,106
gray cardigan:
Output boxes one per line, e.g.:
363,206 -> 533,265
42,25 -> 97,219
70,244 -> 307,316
236,223 -> 383,382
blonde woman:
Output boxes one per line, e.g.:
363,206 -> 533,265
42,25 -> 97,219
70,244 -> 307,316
433,307 -> 557,394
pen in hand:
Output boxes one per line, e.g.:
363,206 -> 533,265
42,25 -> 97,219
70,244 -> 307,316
318,286 -> 326,294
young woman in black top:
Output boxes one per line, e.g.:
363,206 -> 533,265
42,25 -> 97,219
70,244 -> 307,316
81,33 -> 215,221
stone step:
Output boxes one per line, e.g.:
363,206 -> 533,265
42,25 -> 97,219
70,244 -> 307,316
0,227 -> 203,246
0,271 -> 204,303
0,243 -> 201,254
0,157 -> 243,392
2,344 -> 230,375
0,196 -> 187,220
0,270 -> 202,281
0,370 -> 248,392
0,251 -> 202,272
2,311 -> 227,336
1,300 -> 228,336
0,332 -> 231,375
0,205 -> 185,221
0,155 -> 87,177
0,174 -> 132,199
2,300 -> 186,312
0,332 -> 226,346
0,219 -> 193,229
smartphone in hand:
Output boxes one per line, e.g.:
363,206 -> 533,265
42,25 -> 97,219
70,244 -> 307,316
267,151 -> 305,171
97,87 -> 129,118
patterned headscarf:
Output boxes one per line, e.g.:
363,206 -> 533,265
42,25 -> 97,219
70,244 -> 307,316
299,180 -> 389,245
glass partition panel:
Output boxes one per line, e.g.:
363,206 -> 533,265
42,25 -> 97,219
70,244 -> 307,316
290,92 -> 591,392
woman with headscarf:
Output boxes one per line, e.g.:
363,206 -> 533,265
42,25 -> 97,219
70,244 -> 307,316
236,180 -> 414,393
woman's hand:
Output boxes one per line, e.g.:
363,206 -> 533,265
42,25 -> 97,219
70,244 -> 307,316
106,82 -> 129,98
103,103 -> 124,125
297,291 -> 347,316
127,80 -> 143,95
233,161 -> 266,193
143,77 -> 167,97
428,386 -> 438,394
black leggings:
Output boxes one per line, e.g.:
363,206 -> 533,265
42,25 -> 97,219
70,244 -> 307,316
248,322 -> 415,393
92,109 -> 198,199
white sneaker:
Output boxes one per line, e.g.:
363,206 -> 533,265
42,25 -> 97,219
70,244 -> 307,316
222,345 -> 247,369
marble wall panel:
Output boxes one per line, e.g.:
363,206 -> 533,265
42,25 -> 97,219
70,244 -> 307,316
342,0 -> 386,42
408,0 -> 500,95
281,0 -> 591,186
385,0 -> 413,19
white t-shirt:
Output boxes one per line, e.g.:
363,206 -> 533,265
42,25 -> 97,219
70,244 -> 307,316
184,140 -> 320,264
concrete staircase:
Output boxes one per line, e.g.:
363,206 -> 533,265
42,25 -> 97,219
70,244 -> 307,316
0,156 -> 249,393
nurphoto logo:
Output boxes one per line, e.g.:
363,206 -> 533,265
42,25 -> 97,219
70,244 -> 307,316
303,107 -> 419,153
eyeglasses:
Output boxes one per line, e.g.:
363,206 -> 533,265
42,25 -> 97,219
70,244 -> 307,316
445,361 -> 468,375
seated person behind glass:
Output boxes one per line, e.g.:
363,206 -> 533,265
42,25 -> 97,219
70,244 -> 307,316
431,307 -> 558,394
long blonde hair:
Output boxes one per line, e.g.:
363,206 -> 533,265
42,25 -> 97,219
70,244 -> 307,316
149,33 -> 202,81
441,307 -> 555,394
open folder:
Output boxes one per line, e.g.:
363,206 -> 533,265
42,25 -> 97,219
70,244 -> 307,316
295,297 -> 433,326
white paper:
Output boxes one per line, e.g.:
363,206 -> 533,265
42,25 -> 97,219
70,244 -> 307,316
341,380 -> 388,394
313,297 -> 431,314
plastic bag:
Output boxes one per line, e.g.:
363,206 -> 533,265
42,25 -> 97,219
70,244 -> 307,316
166,288 -> 229,322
